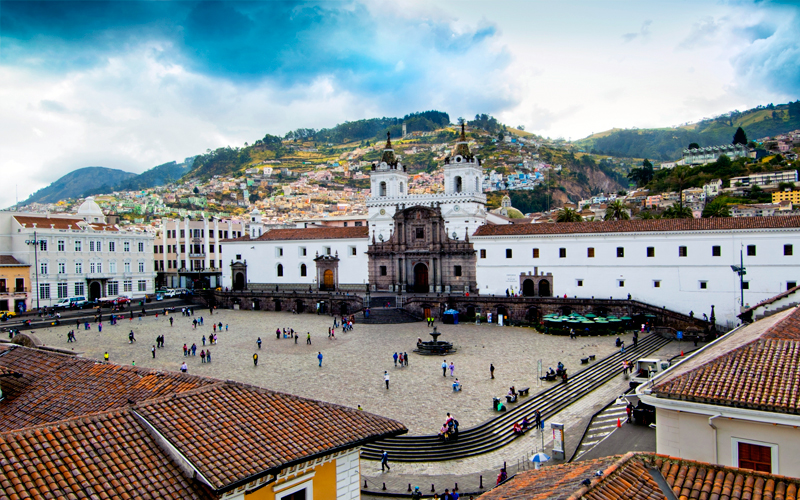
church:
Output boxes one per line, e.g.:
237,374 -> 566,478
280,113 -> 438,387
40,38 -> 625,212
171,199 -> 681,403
221,127 -> 800,327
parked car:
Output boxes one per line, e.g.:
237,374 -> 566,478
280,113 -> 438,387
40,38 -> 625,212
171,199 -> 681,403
0,311 -> 16,321
54,296 -> 89,310
163,289 -> 179,298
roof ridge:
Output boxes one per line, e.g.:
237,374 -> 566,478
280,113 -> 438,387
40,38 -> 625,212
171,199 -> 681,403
0,407 -> 133,439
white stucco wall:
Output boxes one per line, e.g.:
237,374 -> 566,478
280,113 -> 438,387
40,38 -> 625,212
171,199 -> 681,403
335,449 -> 361,500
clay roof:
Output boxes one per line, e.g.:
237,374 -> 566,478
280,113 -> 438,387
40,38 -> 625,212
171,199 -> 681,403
0,410 -> 215,500
0,255 -> 26,266
13,215 -> 118,232
0,345 -> 216,432
740,284 -> 800,316
480,453 -> 800,500
651,307 -> 800,414
472,215 -> 800,237
136,382 -> 407,490
223,226 -> 369,243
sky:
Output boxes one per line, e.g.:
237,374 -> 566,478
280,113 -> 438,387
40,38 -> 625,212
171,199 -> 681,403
1,0 -> 799,207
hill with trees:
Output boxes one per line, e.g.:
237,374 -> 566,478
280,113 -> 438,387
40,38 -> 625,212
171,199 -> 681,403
20,167 -> 136,205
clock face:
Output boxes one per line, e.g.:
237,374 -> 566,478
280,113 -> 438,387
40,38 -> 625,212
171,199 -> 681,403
380,209 -> 386,215
453,205 -> 460,211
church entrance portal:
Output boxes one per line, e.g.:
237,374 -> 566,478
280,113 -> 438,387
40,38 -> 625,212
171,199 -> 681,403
538,279 -> 551,297
414,263 -> 429,293
234,272 -> 245,291
89,282 -> 102,301
322,269 -> 334,291
522,279 -> 534,297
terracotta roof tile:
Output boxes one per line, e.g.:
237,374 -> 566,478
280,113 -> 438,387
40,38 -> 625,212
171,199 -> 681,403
223,226 -> 368,243
13,215 -> 118,232
0,255 -> 25,266
472,215 -> 800,237
480,453 -> 800,500
652,307 -> 800,414
0,410 -> 215,500
0,345 -> 216,432
741,285 -> 800,316
136,382 -> 407,490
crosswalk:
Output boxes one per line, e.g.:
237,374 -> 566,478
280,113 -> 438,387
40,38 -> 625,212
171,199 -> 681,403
573,397 -> 629,460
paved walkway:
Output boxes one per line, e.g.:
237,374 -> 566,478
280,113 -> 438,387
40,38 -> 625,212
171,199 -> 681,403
30,308 -> 638,433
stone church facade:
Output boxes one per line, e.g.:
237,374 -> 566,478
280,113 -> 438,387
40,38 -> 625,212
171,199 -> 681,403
367,205 -> 477,293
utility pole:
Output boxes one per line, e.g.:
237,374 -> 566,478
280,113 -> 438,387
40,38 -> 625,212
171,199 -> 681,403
25,231 -> 41,310
730,246 -> 746,311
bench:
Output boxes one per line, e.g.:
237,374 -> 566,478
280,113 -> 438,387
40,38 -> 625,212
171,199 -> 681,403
505,394 -> 518,403
581,357 -> 589,364
518,387 -> 530,397
541,373 -> 557,382
589,354 -> 596,361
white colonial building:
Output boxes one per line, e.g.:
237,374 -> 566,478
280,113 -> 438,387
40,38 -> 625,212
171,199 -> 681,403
0,198 -> 156,307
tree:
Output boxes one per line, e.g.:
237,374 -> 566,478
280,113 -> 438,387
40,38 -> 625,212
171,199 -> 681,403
670,165 -> 691,201
604,200 -> 630,221
732,127 -> 748,146
702,198 -> 731,218
663,204 -> 694,219
517,125 -> 525,131
688,143 -> 700,150
193,186 -> 200,194
556,207 -> 583,222
639,210 -> 660,220
627,159 -> 655,187
642,158 -> 653,169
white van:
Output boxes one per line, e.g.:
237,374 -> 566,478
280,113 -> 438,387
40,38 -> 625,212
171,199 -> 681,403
54,296 -> 88,309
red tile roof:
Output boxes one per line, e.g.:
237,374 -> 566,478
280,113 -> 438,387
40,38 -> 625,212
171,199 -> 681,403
136,382 -> 407,491
740,284 -> 800,316
223,226 -> 369,243
13,215 -> 118,232
652,307 -> 800,414
0,410 -> 216,500
0,345 -> 216,431
472,215 -> 800,237
480,453 -> 800,500
0,255 -> 26,266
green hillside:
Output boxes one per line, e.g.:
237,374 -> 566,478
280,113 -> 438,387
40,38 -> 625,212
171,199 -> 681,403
20,167 -> 136,206
576,101 -> 800,161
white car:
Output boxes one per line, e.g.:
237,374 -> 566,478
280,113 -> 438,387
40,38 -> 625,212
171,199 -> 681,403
163,289 -> 179,298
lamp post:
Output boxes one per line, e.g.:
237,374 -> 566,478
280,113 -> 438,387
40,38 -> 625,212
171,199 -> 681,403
24,231 -> 41,310
730,247 -> 746,311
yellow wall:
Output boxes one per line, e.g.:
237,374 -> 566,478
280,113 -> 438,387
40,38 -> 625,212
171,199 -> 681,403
246,459 -> 337,500
0,266 -> 30,311
773,190 -> 800,204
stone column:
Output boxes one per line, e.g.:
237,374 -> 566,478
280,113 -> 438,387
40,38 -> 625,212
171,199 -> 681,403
203,218 -> 210,270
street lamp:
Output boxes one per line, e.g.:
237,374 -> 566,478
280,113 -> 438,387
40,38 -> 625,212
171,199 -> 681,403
24,231 -> 41,310
730,247 -> 746,311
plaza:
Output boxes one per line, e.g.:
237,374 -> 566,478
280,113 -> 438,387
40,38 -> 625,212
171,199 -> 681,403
29,307 -> 636,434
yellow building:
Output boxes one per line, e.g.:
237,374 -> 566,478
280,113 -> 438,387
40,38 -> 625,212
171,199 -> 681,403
772,189 -> 800,205
0,255 -> 30,313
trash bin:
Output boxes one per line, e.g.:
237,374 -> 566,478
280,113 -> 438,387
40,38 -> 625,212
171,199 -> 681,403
493,397 -> 500,411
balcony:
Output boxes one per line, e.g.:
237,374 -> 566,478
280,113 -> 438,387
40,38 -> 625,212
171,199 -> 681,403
189,253 -> 206,258
0,288 -> 28,295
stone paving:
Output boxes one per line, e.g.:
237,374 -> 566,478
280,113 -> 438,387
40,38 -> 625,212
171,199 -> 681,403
28,307 -> 639,434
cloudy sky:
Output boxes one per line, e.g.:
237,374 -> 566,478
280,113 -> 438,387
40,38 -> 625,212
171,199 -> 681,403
1,0 -> 799,207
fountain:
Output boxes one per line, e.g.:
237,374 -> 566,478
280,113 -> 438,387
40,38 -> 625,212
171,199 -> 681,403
414,326 -> 457,355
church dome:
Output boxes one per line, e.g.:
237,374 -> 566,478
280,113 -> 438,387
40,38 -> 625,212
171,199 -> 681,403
76,197 -> 104,220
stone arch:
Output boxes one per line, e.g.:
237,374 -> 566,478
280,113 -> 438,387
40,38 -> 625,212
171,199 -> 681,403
295,300 -> 305,313
496,305 -> 509,321
455,176 -> 463,193
466,305 -> 476,320
414,263 -> 429,293
522,279 -> 535,297
525,306 -> 541,323
273,299 -> 282,312
277,263 -> 283,277
538,279 -> 551,297
560,305 -> 572,316
234,272 -> 245,291
380,181 -> 387,196
300,263 -> 307,277
89,281 -> 102,301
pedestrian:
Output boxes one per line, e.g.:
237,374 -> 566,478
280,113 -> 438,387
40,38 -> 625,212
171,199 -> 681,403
442,360 -> 447,377
295,333 -> 298,344
307,332 -> 311,345
98,323 -> 102,333
381,450 -> 390,472
213,324 -> 217,333
206,350 -> 211,363
398,352 -> 404,366
384,371 -> 390,389
151,345 -> 156,359
132,360 -> 135,367
200,350 -> 206,363
170,316 -> 173,327
104,352 -> 109,363
191,343 -> 197,356
183,344 -> 188,356
626,402 -> 634,423
633,335 -> 638,348
404,352 -> 409,366
393,352 -> 398,367
569,328 -> 575,340
490,363 -> 495,379
253,353 -> 258,367
622,360 -> 628,376
318,351 -> 323,367
449,361 -> 455,377
276,328 -> 281,340
620,342 -> 625,354
411,486 -> 421,500
202,335 -> 206,346
180,362 -> 188,373
257,337 -> 262,349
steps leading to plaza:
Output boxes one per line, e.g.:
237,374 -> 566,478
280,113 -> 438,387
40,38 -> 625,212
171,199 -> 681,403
358,308 -> 422,324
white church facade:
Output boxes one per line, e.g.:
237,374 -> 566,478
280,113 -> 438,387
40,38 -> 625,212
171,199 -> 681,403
221,130 -> 800,327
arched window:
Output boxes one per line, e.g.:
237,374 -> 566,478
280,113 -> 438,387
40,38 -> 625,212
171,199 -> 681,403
380,181 -> 387,196
277,264 -> 283,277
455,176 -> 463,193
300,263 -> 307,277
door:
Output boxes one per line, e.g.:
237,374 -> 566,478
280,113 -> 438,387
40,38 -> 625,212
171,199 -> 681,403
15,278 -> 24,292
89,282 -> 102,301
423,307 -> 431,320
522,279 -> 534,296
274,299 -> 282,312
414,263 -> 429,293
323,269 -> 334,290
234,272 -> 245,291
0,279 -> 6,293
538,279 -> 551,297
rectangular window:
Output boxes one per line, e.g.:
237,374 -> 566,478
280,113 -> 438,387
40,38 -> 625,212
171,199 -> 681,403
587,247 -> 594,258
180,230 -> 185,238
647,247 -> 655,258
506,249 -> 513,258
124,241 -> 130,252
138,242 -> 144,252
343,221 -> 348,227
57,282 -> 68,299
96,262 -> 101,273
235,254 -> 242,260
137,280 -> 147,292
89,241 -> 95,252
75,240 -> 82,252
109,241 -> 115,252
74,282 -> 84,296
325,247 -> 331,256
653,280 -> 661,288
39,283 -> 50,299
40,262 -> 48,275
576,279 -> 583,287
454,265 -> 462,277
533,248 -> 540,258
209,245 -> 214,254
380,266 -> 387,276
480,249 -> 486,259
747,245 -> 756,256
57,240 -> 65,252
39,240 -> 47,252
95,241 -> 101,251
124,262 -> 131,273
277,247 -> 284,257
300,247 -> 307,257
679,246 -> 688,257
108,281 -> 119,296
90,262 -> 95,274
699,281 -> 708,289
742,281 -> 749,290
737,442 -> 773,473
180,244 -> 185,253
75,262 -> 82,274
416,227 -> 425,239
109,262 -> 116,273
785,244 -> 793,256
617,247 -> 624,258
712,245 -> 721,257
58,262 -> 65,274
355,221 -> 363,226
124,280 -> 132,292
618,280 -> 625,287
138,262 -> 145,273
559,248 -> 566,258
788,281 -> 797,290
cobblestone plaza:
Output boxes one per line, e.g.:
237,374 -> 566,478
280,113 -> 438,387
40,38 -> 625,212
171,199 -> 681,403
31,308 -> 634,434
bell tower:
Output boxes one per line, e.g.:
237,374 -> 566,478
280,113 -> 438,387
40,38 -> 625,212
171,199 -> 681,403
443,124 -> 483,196
367,132 -> 409,239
